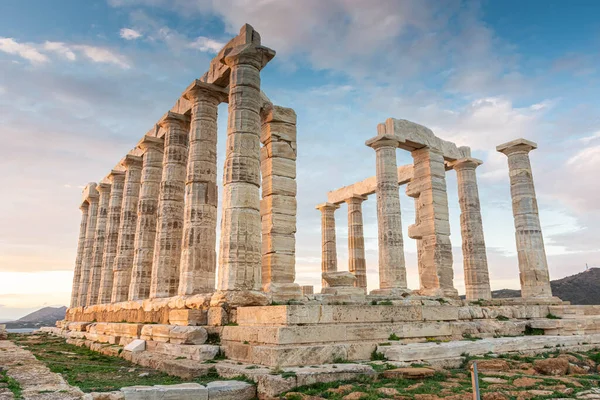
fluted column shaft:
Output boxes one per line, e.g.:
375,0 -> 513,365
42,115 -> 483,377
366,135 -> 407,292
346,196 -> 367,293
316,203 -> 339,289
77,184 -> 99,306
217,45 -> 270,292
129,137 -> 164,300
178,84 -> 227,295
111,155 -> 143,303
497,139 -> 552,298
86,183 -> 111,306
150,112 -> 189,298
70,203 -> 89,308
97,171 -> 125,304
453,158 -> 491,300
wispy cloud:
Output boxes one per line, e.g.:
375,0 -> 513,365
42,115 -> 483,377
120,27 -> 143,40
188,36 -> 225,53
0,37 -> 48,63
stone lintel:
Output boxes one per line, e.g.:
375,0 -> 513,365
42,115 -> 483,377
448,157 -> 483,170
157,111 -> 189,128
137,135 -> 164,152
315,202 -> 340,211
121,154 -> 143,168
496,138 -> 538,154
365,134 -> 400,149
82,182 -> 98,201
344,194 -> 368,203
327,165 -> 414,205
182,80 -> 229,103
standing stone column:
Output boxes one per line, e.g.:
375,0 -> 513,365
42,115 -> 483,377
365,134 -> 408,294
407,147 -> 458,297
97,170 -> 125,304
111,155 -> 143,303
150,112 -> 189,299
315,203 -> 340,289
77,183 -> 99,307
129,136 -> 164,300
178,82 -> 228,296
450,157 -> 492,300
85,182 -> 111,306
346,195 -> 368,293
497,139 -> 552,298
217,43 -> 275,294
70,202 -> 89,308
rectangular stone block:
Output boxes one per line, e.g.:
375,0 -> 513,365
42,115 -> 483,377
261,157 -> 296,179
422,306 -> 459,321
261,212 -> 296,235
260,141 -> 296,161
262,175 -> 297,196
169,309 -> 208,326
262,233 -> 295,254
260,195 -> 296,216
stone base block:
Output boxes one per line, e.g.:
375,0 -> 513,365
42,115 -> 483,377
264,283 -> 303,302
169,309 -> 207,326
369,288 -> 412,297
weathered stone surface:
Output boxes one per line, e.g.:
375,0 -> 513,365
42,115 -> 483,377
86,182 -> 111,306
469,359 -> 509,372
322,272 -> 357,287
316,203 -> 340,289
382,367 -> 435,379
346,195 -> 367,292
77,183 -> 99,307
124,339 -> 146,353
206,381 -> 256,400
533,357 -> 569,376
121,383 -> 207,400
71,202 -> 89,307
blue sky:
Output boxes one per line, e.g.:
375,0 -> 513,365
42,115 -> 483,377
1,0 -> 599,320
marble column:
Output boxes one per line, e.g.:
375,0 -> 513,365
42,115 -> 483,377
150,112 -> 189,299
129,136 -> 164,300
497,138 -> 552,298
451,157 -> 492,300
77,183 -> 99,307
316,202 -> 339,289
70,202 -> 89,308
217,44 -> 275,292
178,82 -> 228,296
407,147 -> 458,298
111,155 -> 143,303
346,195 -> 368,293
365,134 -> 408,294
85,182 -> 111,306
97,170 -> 125,304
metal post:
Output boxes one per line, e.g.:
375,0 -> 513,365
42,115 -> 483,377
470,361 -> 481,400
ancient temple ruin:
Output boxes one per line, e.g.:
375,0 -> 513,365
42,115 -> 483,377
49,24 -> 600,397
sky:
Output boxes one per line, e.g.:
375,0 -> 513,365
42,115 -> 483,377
1,0 -> 599,321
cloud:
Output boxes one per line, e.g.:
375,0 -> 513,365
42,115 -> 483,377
43,41 -> 77,60
0,37 -> 48,63
73,45 -> 131,68
120,27 -> 143,40
188,36 -> 225,53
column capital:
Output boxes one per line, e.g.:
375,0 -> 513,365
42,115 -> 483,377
183,80 -> 229,104
107,169 -> 126,183
157,111 -> 190,129
496,138 -> 537,156
82,182 -> 99,201
449,157 -> 483,171
121,154 -> 143,169
365,134 -> 400,150
315,202 -> 340,212
79,202 -> 89,211
137,135 -> 164,153
344,194 -> 368,205
222,43 -> 276,70
96,182 -> 111,193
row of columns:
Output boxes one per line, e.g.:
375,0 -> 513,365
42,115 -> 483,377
71,43 -> 283,308
317,136 -> 551,300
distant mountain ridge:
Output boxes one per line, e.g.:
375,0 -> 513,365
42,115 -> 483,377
492,267 -> 600,305
4,306 -> 66,329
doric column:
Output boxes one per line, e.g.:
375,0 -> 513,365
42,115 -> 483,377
346,195 -> 368,293
260,105 -> 302,301
97,170 -> 125,304
77,183 -> 99,307
217,43 -> 275,293
365,134 -> 408,294
178,82 -> 228,296
70,202 -> 89,308
85,182 -> 111,306
450,157 -> 491,300
129,136 -> 164,300
407,147 -> 458,298
315,202 -> 340,289
497,139 -> 552,298
150,112 -> 189,299
111,155 -> 143,303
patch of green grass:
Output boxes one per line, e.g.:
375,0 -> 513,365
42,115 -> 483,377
388,333 -> 400,341
206,332 -> 221,344
546,313 -> 562,319
496,315 -> 510,321
213,349 -> 227,360
470,299 -> 485,306
462,333 -> 482,341
425,337 -> 442,344
377,300 -> 393,306
436,298 -> 448,304
225,322 -> 238,326
0,369 -> 22,399
332,357 -> 351,364
281,371 -> 297,379
370,349 -> 387,361
524,325 -> 545,336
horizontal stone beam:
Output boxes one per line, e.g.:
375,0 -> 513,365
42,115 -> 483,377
327,165 -> 414,205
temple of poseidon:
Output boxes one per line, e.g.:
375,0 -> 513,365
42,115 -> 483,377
43,25 -> 600,397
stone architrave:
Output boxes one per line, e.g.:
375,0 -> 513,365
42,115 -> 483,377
407,147 -> 458,298
76,183 -> 99,307
217,43 -> 275,293
497,139 -> 552,298
315,202 -> 340,289
365,134 -> 408,294
150,112 -> 190,298
97,170 -> 125,304
111,155 -> 143,303
70,202 -> 89,308
129,136 -> 164,300
260,105 -> 302,301
450,157 -> 492,300
85,182 -> 111,306
346,195 -> 368,293
178,82 -> 228,296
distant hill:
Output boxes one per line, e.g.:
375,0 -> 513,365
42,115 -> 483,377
492,268 -> 600,305
4,306 -> 66,329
